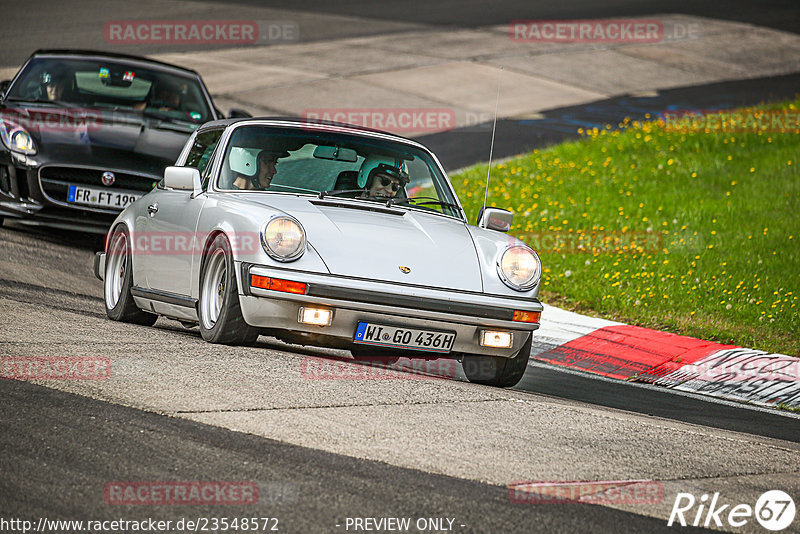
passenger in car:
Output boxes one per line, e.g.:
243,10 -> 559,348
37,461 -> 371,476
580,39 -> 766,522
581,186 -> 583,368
44,75 -> 68,101
364,171 -> 403,198
232,148 -> 288,190
134,80 -> 182,112
359,158 -> 409,199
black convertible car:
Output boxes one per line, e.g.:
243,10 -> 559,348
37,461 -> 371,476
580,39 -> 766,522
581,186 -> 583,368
0,49 -> 246,234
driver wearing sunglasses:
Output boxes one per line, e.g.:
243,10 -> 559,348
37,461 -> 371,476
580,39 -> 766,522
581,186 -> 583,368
362,162 -> 409,199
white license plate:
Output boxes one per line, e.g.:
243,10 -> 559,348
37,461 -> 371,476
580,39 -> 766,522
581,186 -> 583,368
67,185 -> 141,209
354,322 -> 456,353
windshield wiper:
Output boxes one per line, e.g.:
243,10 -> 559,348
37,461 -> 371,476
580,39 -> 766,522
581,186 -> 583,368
139,109 -> 191,125
5,97 -> 73,107
271,184 -> 318,194
318,188 -> 364,199
387,196 -> 461,210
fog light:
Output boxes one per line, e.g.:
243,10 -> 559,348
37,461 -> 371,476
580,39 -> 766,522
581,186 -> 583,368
480,330 -> 513,348
299,307 -> 332,326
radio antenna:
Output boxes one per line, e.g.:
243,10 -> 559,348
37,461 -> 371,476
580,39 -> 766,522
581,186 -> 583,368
481,67 -> 502,220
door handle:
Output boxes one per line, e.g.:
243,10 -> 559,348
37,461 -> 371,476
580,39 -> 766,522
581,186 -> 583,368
147,203 -> 159,216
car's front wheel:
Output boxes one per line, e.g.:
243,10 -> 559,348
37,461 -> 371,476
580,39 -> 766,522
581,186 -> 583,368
198,234 -> 259,345
461,333 -> 532,388
104,226 -> 158,326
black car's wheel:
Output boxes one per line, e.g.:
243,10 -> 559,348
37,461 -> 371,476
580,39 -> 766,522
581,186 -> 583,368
104,227 -> 158,326
198,234 -> 259,345
461,333 -> 532,388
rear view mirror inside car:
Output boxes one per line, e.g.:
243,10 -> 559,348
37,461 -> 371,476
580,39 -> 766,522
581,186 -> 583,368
313,145 -> 358,162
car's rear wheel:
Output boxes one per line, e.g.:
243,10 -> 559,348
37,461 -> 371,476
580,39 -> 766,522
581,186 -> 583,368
104,227 -> 158,326
198,234 -> 259,345
461,333 -> 532,388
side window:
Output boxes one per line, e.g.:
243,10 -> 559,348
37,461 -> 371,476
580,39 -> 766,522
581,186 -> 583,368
183,129 -> 223,188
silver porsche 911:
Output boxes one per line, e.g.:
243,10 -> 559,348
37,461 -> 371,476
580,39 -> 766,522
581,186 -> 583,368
94,118 -> 543,387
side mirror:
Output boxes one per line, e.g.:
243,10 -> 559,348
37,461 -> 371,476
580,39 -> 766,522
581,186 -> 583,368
163,166 -> 201,193
477,207 -> 513,232
0,80 -> 10,99
228,108 -> 252,118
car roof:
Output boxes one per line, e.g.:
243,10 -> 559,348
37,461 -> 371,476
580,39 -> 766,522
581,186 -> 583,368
29,49 -> 200,77
198,117 -> 426,148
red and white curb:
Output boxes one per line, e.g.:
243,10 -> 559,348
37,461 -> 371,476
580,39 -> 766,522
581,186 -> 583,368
532,304 -> 800,409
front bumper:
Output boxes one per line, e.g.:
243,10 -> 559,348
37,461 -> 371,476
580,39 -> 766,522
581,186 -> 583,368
94,251 -> 106,281
0,155 -> 156,234
238,263 -> 542,358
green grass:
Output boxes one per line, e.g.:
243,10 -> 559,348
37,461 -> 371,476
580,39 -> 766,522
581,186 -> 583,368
451,100 -> 800,355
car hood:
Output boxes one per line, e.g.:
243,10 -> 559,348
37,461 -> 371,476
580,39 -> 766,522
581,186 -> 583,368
238,195 -> 484,292
2,103 -> 195,176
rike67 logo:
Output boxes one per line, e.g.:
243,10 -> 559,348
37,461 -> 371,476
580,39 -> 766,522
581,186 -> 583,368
668,490 -> 795,531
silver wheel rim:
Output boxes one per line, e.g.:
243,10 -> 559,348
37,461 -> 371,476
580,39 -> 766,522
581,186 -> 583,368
104,232 -> 127,310
201,248 -> 227,330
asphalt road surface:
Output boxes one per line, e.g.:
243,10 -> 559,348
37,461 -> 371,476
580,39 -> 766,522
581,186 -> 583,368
0,379 -> 709,534
421,72 -> 800,170
0,0 -> 798,67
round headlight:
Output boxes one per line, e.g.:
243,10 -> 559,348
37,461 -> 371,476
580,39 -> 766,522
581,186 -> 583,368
262,217 -> 306,262
11,130 -> 34,152
498,246 -> 541,290
0,120 -> 36,155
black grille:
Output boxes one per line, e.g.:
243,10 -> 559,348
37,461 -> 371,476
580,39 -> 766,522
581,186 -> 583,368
40,166 -> 159,192
0,166 -> 10,195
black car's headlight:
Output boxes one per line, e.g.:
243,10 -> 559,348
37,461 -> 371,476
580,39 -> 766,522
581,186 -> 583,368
497,246 -> 541,291
261,216 -> 306,262
0,118 -> 36,155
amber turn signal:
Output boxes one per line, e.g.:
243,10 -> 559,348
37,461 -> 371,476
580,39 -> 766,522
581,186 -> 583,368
251,274 -> 307,294
512,310 -> 541,323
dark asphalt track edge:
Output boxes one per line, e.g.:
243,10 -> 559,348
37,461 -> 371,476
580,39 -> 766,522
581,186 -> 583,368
516,362 -> 800,443
420,72 -> 800,171
0,379 -> 709,534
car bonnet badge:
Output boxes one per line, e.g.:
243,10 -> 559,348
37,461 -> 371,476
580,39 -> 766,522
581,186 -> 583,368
399,266 -> 411,274
101,171 -> 116,186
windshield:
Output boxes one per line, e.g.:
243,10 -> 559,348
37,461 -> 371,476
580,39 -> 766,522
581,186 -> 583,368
6,56 -> 213,125
216,125 -> 463,219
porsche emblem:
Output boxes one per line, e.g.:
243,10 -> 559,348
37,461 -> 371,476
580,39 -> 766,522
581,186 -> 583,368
399,266 -> 411,274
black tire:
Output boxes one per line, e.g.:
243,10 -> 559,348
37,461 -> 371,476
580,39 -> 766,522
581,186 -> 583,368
350,347 -> 400,365
198,234 -> 259,345
462,333 -> 532,388
104,227 -> 158,326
